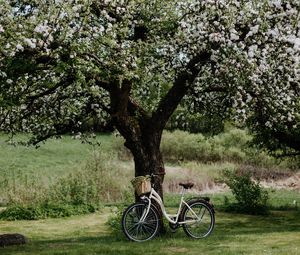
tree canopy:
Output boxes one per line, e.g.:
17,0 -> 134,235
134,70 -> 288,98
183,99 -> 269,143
0,0 -> 299,154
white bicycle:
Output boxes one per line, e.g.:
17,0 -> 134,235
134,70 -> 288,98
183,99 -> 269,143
121,174 -> 215,242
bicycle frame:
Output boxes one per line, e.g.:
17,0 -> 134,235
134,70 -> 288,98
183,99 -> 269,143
139,187 -> 201,225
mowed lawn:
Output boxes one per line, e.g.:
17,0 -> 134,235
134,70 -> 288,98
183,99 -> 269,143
1,209 -> 300,255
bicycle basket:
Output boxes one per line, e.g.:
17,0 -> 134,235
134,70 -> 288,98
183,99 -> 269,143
131,176 -> 151,196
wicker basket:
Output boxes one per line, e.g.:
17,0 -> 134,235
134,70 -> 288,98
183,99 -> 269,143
131,176 -> 151,196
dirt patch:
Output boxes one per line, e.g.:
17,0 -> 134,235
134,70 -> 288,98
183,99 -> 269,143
260,172 -> 300,191
164,166 -> 228,194
165,166 -> 300,193
237,165 -> 293,181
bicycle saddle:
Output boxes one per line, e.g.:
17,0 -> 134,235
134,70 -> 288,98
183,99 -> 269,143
179,182 -> 194,189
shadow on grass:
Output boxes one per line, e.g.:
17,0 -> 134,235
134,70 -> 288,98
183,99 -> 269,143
1,211 -> 300,255
214,210 -> 300,237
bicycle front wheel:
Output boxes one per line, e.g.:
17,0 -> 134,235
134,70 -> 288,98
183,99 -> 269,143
182,201 -> 215,239
122,202 -> 160,242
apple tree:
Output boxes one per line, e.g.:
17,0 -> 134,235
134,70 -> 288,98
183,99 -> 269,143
0,0 -> 299,196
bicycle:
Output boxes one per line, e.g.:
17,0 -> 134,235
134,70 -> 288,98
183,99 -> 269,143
121,174 -> 215,242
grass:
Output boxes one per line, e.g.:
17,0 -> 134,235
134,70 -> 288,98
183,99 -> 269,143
0,133 -> 125,207
161,162 -> 234,194
0,131 -> 300,253
163,189 -> 300,212
0,133 -> 114,178
0,209 -> 300,255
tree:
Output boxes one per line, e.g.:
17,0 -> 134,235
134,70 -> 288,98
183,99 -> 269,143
0,0 -> 299,198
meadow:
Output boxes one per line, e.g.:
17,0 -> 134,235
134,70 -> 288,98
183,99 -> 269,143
0,129 -> 300,254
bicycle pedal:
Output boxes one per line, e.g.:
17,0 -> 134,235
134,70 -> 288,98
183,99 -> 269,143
169,222 -> 180,232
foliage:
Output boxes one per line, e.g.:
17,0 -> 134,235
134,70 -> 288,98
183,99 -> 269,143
0,203 -> 97,221
0,146 -> 133,219
251,126 -> 300,157
0,0 -> 299,156
114,128 -> 251,162
106,206 -> 124,239
164,190 -> 300,214
49,149 -> 134,206
167,108 -> 224,135
222,169 -> 269,214
115,127 -> 297,168
0,133 -> 116,206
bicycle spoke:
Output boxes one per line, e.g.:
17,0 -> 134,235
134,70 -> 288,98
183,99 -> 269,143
142,225 -> 153,235
127,223 -> 138,235
183,202 -> 214,239
122,203 -> 159,242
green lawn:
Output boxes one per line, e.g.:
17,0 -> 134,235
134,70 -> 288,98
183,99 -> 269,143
0,134 -> 114,178
0,209 -> 300,255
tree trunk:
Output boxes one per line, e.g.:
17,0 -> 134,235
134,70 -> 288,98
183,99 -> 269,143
123,128 -> 167,234
124,130 -> 165,199
103,53 -> 209,236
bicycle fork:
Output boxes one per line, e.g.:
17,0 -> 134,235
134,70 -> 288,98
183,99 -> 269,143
138,197 -> 152,223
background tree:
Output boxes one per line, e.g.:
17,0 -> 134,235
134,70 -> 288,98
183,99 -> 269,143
0,0 -> 299,198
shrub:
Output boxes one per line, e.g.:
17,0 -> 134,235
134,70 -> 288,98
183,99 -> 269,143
166,108 -> 224,135
222,169 -> 269,215
0,203 -> 97,220
160,129 -> 249,163
113,128 -> 296,169
106,206 -> 124,239
0,152 -> 132,220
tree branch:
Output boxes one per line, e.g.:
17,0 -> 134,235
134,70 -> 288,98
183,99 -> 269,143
29,94 -> 101,146
150,52 -> 211,131
26,72 -> 76,103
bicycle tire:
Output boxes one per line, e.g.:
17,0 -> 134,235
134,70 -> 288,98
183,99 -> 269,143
181,200 -> 215,239
121,202 -> 160,242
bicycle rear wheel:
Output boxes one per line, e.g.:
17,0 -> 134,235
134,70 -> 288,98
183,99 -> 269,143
122,202 -> 159,242
182,201 -> 215,239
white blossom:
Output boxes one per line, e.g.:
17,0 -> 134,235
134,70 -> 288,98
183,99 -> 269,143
292,38 -> 300,51
230,29 -> 239,41
0,0 -> 299,150
16,44 -> 24,52
209,33 -> 223,42
246,25 -> 260,38
24,38 -> 37,49
271,0 -> 282,8
34,24 -> 51,36
248,45 -> 258,58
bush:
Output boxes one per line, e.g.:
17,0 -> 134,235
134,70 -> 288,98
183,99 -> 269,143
166,109 -> 224,135
160,129 -> 250,163
106,206 -> 124,239
113,127 -> 297,170
161,130 -> 211,162
0,152 -> 132,220
0,203 -> 97,220
222,169 -> 269,215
